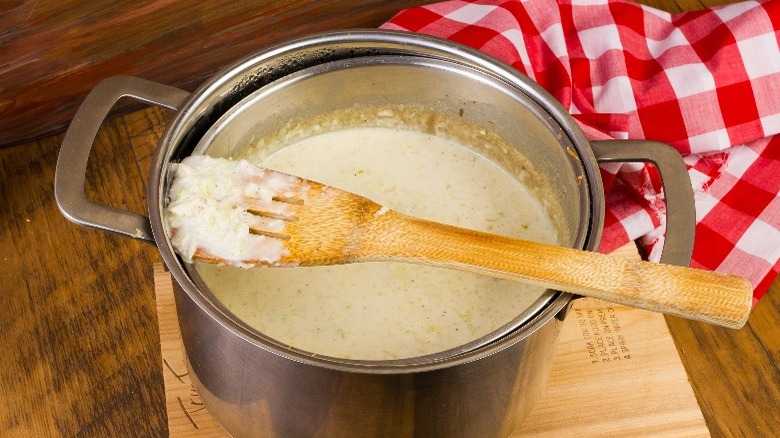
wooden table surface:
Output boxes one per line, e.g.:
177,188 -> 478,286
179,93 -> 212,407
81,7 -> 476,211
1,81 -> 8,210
1,0 -> 778,436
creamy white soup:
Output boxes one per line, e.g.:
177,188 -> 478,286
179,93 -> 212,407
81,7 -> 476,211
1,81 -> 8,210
195,126 -> 559,360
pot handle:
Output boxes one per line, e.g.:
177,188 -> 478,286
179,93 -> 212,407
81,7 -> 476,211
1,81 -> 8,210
590,140 -> 696,267
55,76 -> 190,243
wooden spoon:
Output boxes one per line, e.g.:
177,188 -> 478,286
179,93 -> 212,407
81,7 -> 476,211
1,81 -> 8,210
168,158 -> 753,329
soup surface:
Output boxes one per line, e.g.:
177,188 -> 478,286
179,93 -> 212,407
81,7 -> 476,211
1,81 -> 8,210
196,126 -> 558,360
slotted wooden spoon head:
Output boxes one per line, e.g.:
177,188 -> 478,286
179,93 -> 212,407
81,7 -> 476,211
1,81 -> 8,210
193,178 -> 387,267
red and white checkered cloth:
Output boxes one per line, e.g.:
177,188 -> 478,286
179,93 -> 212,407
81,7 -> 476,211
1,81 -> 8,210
382,0 -> 780,305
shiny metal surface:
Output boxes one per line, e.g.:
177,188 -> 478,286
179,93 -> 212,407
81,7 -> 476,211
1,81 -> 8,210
150,31 -> 592,436
174,279 -> 563,437
148,32 -> 594,436
54,76 -> 189,242
56,30 -> 696,437
590,140 -> 696,266
191,54 -> 585,362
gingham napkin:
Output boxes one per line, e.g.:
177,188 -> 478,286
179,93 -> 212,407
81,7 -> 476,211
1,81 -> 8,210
382,0 -> 780,304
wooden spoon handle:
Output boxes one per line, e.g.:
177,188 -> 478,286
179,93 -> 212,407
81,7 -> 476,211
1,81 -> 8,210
365,212 -> 752,329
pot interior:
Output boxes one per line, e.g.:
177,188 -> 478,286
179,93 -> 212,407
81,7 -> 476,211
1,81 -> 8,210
197,56 -> 586,238
172,55 -> 591,364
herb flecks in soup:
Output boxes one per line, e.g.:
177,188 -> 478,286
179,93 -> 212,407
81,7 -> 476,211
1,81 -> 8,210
195,126 -> 559,360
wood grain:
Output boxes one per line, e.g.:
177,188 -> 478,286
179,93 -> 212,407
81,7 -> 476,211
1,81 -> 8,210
0,0 -> 432,147
152,262 -> 709,437
666,296 -> 780,437
363,211 -> 752,328
516,299 -> 708,437
0,124 -> 166,435
203,173 -> 751,328
1,0 -> 778,437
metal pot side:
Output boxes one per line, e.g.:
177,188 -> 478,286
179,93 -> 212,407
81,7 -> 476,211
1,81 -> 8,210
175,279 -> 563,437
150,30 -> 599,438
55,30 -> 694,438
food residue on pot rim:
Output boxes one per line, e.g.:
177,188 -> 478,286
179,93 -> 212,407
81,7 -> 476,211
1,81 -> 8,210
163,105 -> 564,361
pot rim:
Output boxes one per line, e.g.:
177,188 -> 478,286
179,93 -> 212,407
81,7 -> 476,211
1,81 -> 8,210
148,29 -> 604,373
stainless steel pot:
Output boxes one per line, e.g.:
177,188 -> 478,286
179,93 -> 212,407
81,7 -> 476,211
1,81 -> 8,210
55,30 -> 695,437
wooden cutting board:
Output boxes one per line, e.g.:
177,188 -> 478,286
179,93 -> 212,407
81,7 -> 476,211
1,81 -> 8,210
153,261 -> 709,437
